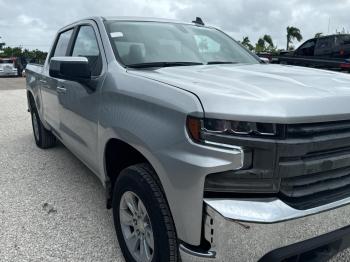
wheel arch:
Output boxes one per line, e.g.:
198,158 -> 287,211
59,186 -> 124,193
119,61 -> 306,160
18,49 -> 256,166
103,138 -> 168,211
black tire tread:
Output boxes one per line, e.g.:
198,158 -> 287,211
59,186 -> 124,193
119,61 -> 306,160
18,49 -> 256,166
31,107 -> 56,149
117,163 -> 179,262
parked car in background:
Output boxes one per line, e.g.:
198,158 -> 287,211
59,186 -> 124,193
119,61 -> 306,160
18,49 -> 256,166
26,17 -> 350,261
0,58 -> 18,76
278,34 -> 350,71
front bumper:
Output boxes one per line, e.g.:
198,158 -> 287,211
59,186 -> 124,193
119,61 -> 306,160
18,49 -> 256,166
180,197 -> 350,262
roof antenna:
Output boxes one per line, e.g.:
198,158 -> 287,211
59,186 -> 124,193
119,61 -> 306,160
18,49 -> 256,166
192,17 -> 204,26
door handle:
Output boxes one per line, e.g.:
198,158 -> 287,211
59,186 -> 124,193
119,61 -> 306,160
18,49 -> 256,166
39,79 -> 47,84
57,86 -> 67,94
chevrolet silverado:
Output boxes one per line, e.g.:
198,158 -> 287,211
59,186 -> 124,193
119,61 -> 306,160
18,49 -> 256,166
26,16 -> 350,262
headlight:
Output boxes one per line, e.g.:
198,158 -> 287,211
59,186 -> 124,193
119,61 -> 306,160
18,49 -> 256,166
187,116 -> 281,142
204,118 -> 277,136
187,116 -> 258,170
187,116 -> 281,194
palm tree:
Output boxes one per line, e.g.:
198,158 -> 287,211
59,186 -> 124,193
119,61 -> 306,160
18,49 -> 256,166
263,35 -> 274,49
286,26 -> 303,50
255,38 -> 266,53
241,36 -> 254,51
314,32 -> 323,38
255,35 -> 275,53
0,36 -> 5,51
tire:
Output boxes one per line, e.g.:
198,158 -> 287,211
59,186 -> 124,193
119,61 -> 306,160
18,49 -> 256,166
113,163 -> 178,262
30,106 -> 56,148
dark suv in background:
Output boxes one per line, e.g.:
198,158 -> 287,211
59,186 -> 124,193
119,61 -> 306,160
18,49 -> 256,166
278,34 -> 350,71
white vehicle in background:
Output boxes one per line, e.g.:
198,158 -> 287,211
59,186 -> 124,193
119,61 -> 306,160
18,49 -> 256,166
0,58 -> 18,76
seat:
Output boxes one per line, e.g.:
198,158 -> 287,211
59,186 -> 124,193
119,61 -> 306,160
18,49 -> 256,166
123,44 -> 144,65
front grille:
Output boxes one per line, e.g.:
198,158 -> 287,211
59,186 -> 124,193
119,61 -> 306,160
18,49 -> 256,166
279,146 -> 350,209
202,119 -> 350,209
286,120 -> 350,138
280,167 -> 350,209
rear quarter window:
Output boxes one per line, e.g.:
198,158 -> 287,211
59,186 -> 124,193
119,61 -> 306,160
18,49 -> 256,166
337,35 -> 350,45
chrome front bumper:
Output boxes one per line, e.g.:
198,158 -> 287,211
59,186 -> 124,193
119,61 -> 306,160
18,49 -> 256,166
180,197 -> 350,262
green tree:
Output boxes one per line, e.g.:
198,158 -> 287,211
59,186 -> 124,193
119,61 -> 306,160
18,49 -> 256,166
0,36 -> 4,50
1,46 -> 22,57
241,36 -> 254,51
286,26 -> 303,50
263,35 -> 274,49
255,35 -> 276,53
255,38 -> 266,53
0,46 -> 47,64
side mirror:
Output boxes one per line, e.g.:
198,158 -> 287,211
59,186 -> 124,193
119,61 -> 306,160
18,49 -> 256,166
259,57 -> 270,64
49,57 -> 91,81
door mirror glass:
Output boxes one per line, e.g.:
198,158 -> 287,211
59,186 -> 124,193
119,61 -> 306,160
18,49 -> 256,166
49,57 -> 91,81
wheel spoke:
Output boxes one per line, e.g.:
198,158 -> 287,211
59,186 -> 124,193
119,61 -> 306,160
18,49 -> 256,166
140,236 -> 146,260
125,193 -> 138,216
120,209 -> 134,226
144,237 -> 153,261
138,199 -> 146,218
144,226 -> 154,250
126,231 -> 140,253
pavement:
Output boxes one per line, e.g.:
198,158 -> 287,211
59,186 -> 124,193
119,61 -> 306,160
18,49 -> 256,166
0,77 -> 349,261
0,77 -> 123,261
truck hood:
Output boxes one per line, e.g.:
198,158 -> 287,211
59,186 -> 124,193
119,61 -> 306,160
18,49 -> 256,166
129,63 -> 350,123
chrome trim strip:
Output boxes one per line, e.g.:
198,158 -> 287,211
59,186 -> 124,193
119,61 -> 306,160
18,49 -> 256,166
204,196 -> 350,223
203,140 -> 249,169
179,244 -> 216,259
203,140 -> 243,151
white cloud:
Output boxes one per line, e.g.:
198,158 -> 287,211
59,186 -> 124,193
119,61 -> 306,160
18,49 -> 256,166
0,0 -> 350,51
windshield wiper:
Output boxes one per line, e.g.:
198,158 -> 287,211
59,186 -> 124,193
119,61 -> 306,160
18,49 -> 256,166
207,61 -> 239,65
127,62 -> 203,68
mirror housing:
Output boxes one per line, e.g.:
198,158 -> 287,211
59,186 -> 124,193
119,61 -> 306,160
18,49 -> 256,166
259,57 -> 270,64
49,57 -> 91,81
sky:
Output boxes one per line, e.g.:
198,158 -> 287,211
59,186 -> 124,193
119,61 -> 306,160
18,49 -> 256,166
0,0 -> 350,52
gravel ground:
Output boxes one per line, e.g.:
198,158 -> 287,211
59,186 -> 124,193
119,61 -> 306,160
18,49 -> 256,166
0,77 -> 123,261
0,77 -> 350,261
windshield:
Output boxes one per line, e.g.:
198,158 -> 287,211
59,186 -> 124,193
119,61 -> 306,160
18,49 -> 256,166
105,21 -> 259,67
0,59 -> 13,64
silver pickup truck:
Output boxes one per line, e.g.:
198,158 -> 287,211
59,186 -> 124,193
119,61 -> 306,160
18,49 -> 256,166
26,17 -> 350,262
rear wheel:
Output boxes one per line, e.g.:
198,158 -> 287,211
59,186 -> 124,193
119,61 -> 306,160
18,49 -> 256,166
30,106 -> 56,148
113,163 -> 178,262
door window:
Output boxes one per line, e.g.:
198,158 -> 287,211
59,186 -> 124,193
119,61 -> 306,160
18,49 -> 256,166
53,29 -> 73,57
316,37 -> 331,49
72,26 -> 102,76
296,40 -> 316,56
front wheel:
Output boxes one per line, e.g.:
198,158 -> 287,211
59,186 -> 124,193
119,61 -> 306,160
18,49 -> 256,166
112,163 -> 178,262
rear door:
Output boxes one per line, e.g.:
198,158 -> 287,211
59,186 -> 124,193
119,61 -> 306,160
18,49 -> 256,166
57,22 -> 105,173
314,36 -> 333,57
41,29 -> 74,133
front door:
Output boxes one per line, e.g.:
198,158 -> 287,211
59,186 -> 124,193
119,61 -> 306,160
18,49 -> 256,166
57,23 -> 105,173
